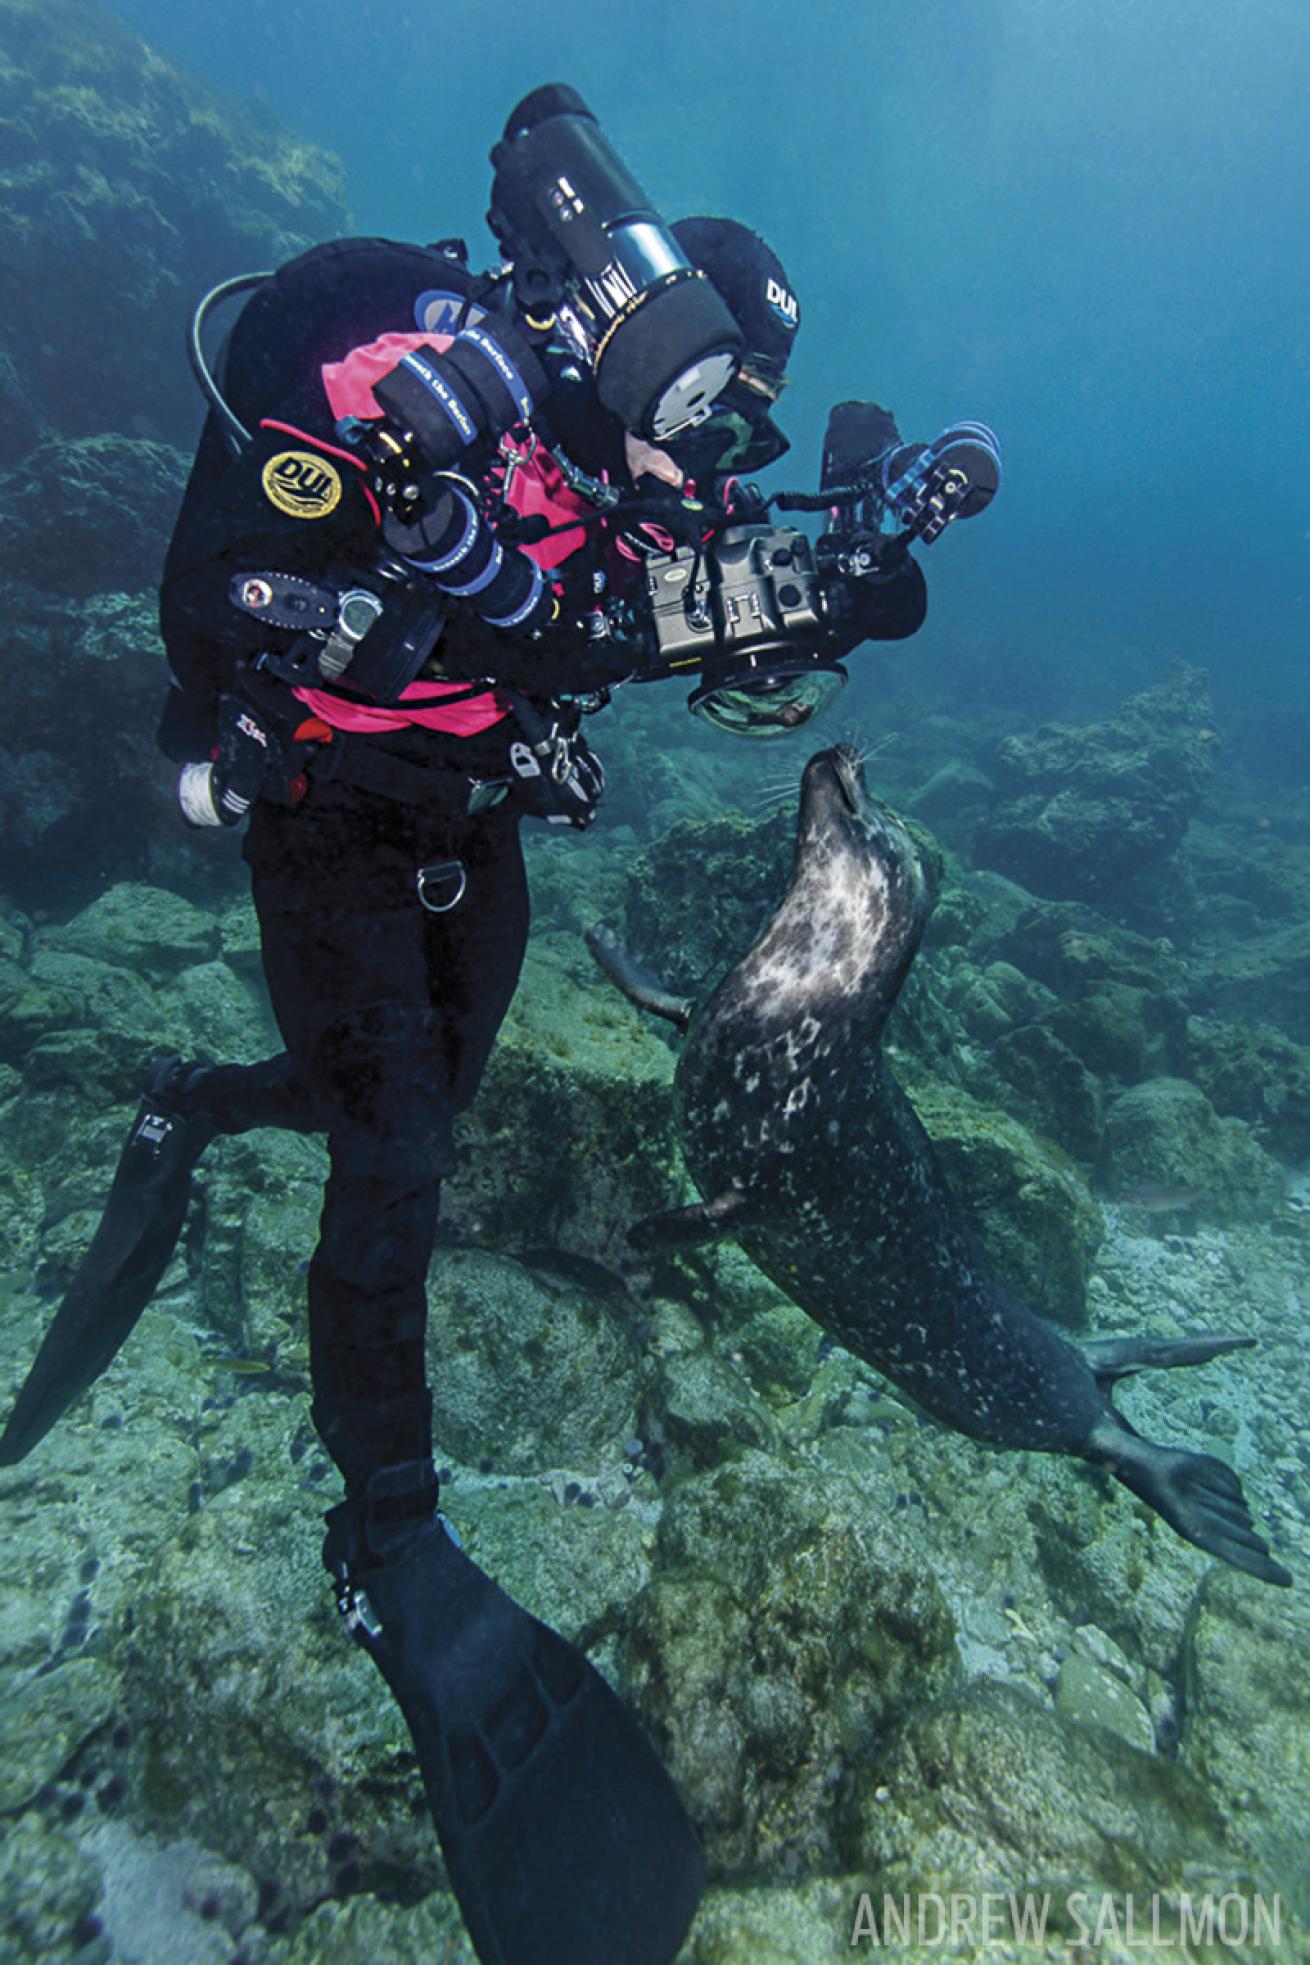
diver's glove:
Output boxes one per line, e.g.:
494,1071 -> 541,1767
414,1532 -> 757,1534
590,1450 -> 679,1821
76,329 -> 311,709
176,690 -> 279,827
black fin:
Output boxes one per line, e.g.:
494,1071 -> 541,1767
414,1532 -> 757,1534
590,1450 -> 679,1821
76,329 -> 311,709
629,1188 -> 758,1251
1088,1417 -> 1291,1587
585,925 -> 694,1032
0,1061 -> 215,1465
339,1517 -> 705,1965
1084,1332 -> 1256,1391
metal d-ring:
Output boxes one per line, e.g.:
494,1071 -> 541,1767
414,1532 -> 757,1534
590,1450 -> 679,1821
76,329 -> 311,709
416,859 -> 467,913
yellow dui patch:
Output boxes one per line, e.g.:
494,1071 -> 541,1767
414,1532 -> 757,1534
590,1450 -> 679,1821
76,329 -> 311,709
261,449 -> 343,519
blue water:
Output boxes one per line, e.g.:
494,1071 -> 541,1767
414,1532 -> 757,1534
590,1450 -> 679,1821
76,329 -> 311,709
105,0 -> 1310,721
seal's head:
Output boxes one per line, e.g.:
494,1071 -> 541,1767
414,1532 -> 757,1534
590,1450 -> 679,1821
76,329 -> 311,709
797,742 -> 875,841
793,744 -> 929,976
729,744 -> 931,1035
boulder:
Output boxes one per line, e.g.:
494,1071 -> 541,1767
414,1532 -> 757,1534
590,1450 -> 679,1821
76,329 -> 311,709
908,1080 -> 1103,1329
1101,1076 -> 1285,1225
974,664 -> 1218,908
619,1451 -> 958,1874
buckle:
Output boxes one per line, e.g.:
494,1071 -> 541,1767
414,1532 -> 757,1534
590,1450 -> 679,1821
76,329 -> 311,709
133,1108 -> 177,1154
416,859 -> 467,913
334,1573 -> 383,1638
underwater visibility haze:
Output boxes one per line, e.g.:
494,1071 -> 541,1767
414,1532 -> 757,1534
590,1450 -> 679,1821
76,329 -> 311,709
0,1 -> 1308,1961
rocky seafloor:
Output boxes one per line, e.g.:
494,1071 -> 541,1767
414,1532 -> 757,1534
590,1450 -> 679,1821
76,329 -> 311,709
2,0 -> 1309,1959
3,660 -> 1310,1965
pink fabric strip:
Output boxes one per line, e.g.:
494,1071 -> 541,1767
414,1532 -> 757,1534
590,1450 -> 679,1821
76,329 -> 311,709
292,680 -> 511,738
321,332 -> 455,422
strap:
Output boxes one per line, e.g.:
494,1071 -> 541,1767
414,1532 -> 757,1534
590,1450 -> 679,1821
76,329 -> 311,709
318,732 -> 493,816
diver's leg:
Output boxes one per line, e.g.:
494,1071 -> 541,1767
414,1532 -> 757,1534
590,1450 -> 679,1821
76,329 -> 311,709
247,844 -> 449,1494
423,806 -> 530,1115
185,1052 -> 323,1135
267,810 -> 704,1965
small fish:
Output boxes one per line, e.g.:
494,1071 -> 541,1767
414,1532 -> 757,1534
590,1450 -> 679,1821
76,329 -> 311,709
1118,1183 -> 1209,1214
209,1357 -> 271,1375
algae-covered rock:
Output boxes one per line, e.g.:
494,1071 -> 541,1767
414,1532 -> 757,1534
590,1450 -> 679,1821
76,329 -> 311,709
94,1371 -> 657,1917
425,1247 -> 642,1474
620,1450 -> 957,1874
947,959 -> 1057,1043
681,1877 -> 864,1963
1049,979 -> 1189,1087
40,884 -> 220,982
0,437 -> 188,596
649,1343 -> 781,1466
1193,916 -> 1310,1047
858,1677 -> 1268,1918
1188,1016 -> 1310,1161
125,1473 -> 436,1915
156,957 -> 278,1061
1021,1450 -> 1220,1678
0,588 -> 187,908
0,1814 -> 104,1964
1054,1649 -> 1155,1753
0,1655 -> 120,1810
620,808 -> 791,994
1102,1076 -> 1286,1226
447,937 -> 680,1259
974,663 -> 1217,907
1180,1569 -> 1310,1920
985,1020 -> 1106,1163
908,1080 -> 1103,1329
270,1890 -> 476,1964
0,0 -> 347,458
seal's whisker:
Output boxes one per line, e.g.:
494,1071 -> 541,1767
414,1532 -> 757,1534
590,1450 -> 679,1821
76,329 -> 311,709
858,731 -> 900,767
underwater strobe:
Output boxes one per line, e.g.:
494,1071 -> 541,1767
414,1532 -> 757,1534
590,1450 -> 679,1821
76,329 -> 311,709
488,84 -> 744,441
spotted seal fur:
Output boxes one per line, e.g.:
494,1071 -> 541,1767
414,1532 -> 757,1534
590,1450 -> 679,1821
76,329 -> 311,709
588,744 -> 1289,1586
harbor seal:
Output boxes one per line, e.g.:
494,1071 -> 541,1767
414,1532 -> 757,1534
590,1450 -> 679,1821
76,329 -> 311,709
588,744 -> 1289,1585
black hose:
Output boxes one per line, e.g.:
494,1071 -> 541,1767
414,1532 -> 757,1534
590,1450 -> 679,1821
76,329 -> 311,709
187,272 -> 272,457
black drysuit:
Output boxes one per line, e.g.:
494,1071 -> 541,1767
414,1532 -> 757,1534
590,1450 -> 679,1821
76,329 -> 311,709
161,236 -> 928,1498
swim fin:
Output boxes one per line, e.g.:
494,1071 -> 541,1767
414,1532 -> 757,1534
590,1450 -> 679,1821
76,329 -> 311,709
0,1056 -> 216,1466
327,1464 -> 705,1965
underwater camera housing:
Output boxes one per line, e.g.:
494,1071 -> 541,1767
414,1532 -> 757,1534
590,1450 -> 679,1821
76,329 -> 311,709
488,84 -> 743,442
639,524 -> 848,739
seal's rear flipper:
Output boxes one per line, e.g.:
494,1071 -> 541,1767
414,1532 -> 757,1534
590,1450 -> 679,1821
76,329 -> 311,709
629,1188 -> 758,1251
1087,1417 -> 1291,1587
584,926 -> 694,1032
1083,1332 -> 1256,1390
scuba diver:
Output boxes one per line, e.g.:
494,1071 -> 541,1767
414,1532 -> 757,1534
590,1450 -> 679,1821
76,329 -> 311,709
0,85 -> 1001,1965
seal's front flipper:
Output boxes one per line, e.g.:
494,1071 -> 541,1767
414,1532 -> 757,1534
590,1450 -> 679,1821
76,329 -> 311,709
1084,1332 -> 1256,1390
330,1482 -> 705,1965
585,925 -> 694,1032
1088,1418 -> 1291,1587
629,1188 -> 759,1251
0,1057 -> 215,1466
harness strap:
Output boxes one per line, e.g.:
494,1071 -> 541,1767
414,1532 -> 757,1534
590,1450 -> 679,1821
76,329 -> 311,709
315,730 -> 507,816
